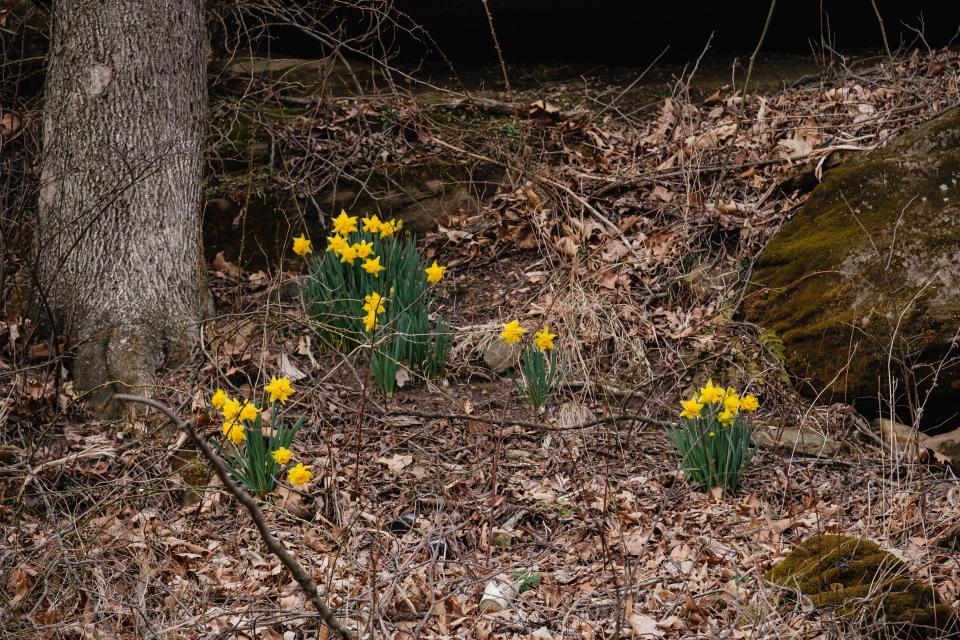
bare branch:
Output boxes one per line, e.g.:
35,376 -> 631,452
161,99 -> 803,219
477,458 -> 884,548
113,393 -> 354,640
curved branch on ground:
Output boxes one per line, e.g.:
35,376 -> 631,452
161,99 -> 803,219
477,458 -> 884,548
113,394 -> 354,640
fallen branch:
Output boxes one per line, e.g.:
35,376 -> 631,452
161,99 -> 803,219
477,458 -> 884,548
113,394 -> 354,640
29,446 -> 116,474
445,97 -> 523,116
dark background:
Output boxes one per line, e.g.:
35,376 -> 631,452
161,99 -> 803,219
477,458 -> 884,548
393,0 -> 960,62
267,1 -> 960,64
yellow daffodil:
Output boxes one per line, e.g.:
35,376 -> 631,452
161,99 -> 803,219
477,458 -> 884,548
332,210 -> 358,236
221,397 -> 241,421
718,409 -> 735,426
363,309 -> 379,331
265,376 -> 294,404
501,320 -> 526,344
292,234 -> 312,257
238,402 -> 258,423
362,256 -> 385,276
363,292 -> 386,315
362,215 -> 382,234
425,260 -> 446,284
533,325 -> 557,352
326,233 -> 348,255
354,240 -> 374,259
723,389 -> 741,414
698,379 -> 725,404
288,462 -> 313,486
680,395 -> 703,419
708,431 -> 716,438
210,388 -> 228,410
272,447 -> 293,464
222,420 -> 246,445
741,394 -> 759,412
379,219 -> 401,238
339,243 -> 358,265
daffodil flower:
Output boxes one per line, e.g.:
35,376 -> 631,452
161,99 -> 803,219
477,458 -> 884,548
332,210 -> 358,236
362,256 -> 385,276
363,292 -> 386,315
292,234 -> 312,256
698,379 -> 725,404
425,260 -> 446,284
339,244 -> 358,265
288,462 -> 313,486
221,397 -> 241,421
326,233 -> 348,254
272,447 -> 293,464
741,394 -> 760,412
533,326 -> 557,352
362,215 -> 382,233
501,320 -> 525,344
210,388 -> 227,410
354,240 -> 374,259
265,376 -> 294,404
680,395 -> 703,419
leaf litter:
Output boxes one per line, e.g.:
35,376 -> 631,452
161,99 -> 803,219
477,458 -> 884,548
3,49 -> 960,639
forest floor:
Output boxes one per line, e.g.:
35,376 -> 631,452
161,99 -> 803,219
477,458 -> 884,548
4,49 -> 960,639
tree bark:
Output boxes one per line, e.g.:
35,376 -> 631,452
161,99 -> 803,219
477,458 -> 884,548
34,0 -> 209,410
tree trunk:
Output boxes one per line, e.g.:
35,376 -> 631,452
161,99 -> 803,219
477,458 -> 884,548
34,0 -> 208,410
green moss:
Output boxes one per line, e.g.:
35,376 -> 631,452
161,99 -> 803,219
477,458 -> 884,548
765,535 -> 960,638
179,459 -> 210,488
742,108 -> 960,405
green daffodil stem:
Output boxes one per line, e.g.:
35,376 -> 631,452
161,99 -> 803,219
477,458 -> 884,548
113,394 -> 354,640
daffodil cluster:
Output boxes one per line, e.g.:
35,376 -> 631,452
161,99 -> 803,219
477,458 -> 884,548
500,320 -> 564,410
670,379 -> 759,494
300,210 -> 453,397
679,379 -> 759,426
320,210 -> 413,278
211,388 -> 257,446
209,376 -> 311,495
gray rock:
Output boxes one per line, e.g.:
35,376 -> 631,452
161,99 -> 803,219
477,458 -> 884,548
752,426 -> 843,457
925,427 -> 960,462
556,401 -> 596,430
872,417 -> 928,454
483,339 -> 522,373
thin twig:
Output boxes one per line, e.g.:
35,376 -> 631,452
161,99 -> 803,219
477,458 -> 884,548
479,0 -> 511,93
113,394 -> 354,640
869,0 -> 893,61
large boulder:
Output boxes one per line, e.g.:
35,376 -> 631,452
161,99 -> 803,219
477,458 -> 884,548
743,108 -> 960,427
765,535 -> 960,638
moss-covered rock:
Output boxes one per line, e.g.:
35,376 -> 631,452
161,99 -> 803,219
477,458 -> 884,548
743,108 -> 960,426
179,458 -> 210,488
765,535 -> 960,638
